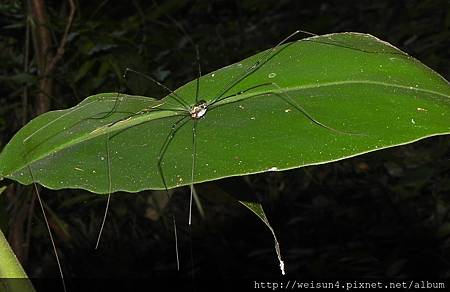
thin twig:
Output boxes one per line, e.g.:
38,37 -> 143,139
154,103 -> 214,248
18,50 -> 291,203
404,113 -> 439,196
45,0 -> 76,76
22,11 -> 31,125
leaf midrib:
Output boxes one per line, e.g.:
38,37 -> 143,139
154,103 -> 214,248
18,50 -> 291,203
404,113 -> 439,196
14,79 -> 450,176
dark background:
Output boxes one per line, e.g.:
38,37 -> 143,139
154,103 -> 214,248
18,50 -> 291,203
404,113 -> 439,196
1,0 -> 450,287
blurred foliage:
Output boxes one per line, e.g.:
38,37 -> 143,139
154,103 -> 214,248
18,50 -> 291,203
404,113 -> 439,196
0,0 -> 449,282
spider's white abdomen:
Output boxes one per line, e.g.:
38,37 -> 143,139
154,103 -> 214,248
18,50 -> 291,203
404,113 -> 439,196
190,100 -> 208,119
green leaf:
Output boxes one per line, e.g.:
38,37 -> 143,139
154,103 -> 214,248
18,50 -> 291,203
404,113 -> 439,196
0,228 -> 36,292
239,200 -> 285,275
0,32 -> 449,193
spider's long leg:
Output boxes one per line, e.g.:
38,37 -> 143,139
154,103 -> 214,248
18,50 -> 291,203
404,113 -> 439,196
211,83 -> 277,105
27,166 -> 67,292
209,30 -> 302,105
194,45 -> 201,104
188,119 -> 198,226
161,16 -> 201,281
207,81 -> 362,275
265,82 -> 363,135
210,82 -> 361,136
23,98 -> 110,145
163,14 -> 202,105
95,132 -> 112,250
156,115 -> 190,191
22,94 -> 165,154
156,115 -> 191,270
93,94 -> 142,250
160,16 -> 202,225
93,109 -> 190,248
124,68 -> 190,110
208,29 -> 402,108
